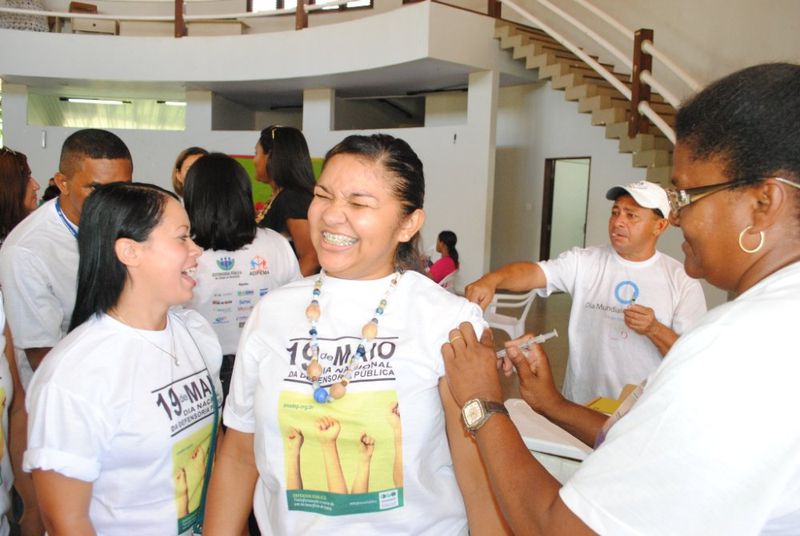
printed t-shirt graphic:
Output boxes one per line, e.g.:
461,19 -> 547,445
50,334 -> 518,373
280,334 -> 403,516
154,366 -> 218,532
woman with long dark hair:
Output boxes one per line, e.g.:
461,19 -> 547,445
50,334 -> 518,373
184,153 -> 301,400
24,182 -> 222,535
254,125 -> 319,276
0,147 -> 40,243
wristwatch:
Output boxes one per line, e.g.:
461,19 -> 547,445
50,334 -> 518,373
461,399 -> 509,434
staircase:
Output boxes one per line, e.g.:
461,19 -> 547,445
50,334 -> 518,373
495,21 -> 674,185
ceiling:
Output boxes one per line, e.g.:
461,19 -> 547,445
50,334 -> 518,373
11,57 -> 534,110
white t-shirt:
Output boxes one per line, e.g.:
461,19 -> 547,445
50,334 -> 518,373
24,309 -> 222,536
0,295 -> 14,536
537,245 -> 706,402
224,271 -> 486,536
0,199 -> 79,389
186,228 -> 301,355
561,261 -> 800,535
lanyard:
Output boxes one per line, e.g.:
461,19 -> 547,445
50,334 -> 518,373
55,198 -> 79,238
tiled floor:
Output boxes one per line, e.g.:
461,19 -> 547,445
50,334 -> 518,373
490,292 -> 572,400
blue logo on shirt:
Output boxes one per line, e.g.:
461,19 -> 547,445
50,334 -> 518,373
216,257 -> 235,271
614,280 -> 639,305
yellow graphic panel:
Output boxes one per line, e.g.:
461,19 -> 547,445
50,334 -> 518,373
172,423 -> 213,532
279,390 -> 403,515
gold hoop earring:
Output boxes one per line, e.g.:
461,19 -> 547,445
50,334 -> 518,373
738,225 -> 765,254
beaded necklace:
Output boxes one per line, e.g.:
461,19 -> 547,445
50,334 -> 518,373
305,271 -> 401,403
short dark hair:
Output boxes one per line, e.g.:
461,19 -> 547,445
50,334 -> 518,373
183,153 -> 257,251
59,129 -> 133,177
438,230 -> 459,267
257,125 -> 316,194
69,182 -> 177,331
0,147 -> 32,240
323,134 -> 426,272
676,63 -> 800,184
172,146 -> 209,197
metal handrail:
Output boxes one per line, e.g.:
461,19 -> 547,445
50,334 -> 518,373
0,5 -> 293,21
0,0 -> 356,23
533,0 -> 631,71
641,40 -> 701,91
502,0 -> 681,141
568,0 -> 699,92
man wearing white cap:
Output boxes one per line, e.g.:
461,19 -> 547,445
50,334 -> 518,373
466,180 -> 706,403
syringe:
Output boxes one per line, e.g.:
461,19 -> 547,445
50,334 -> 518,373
495,328 -> 558,359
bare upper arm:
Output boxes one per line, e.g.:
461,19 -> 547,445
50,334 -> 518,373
25,347 -> 51,371
32,469 -> 94,534
285,218 -> 319,276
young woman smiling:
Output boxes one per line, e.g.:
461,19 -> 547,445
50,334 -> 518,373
205,134 -> 509,536
24,183 -> 223,535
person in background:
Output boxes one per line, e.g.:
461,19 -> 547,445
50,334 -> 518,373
467,180 -> 706,403
0,147 -> 40,245
428,230 -> 459,284
0,128 -> 133,536
184,153 -> 301,401
254,125 -> 319,276
24,182 -> 222,535
204,134 -> 510,536
443,62 -> 800,535
1,294 -> 27,536
172,146 -> 208,198
40,178 -> 59,204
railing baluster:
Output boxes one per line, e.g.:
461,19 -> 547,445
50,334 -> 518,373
174,0 -> 185,37
629,28 -> 653,138
296,0 -> 308,30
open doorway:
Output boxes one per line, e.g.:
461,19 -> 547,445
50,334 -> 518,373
539,157 -> 591,261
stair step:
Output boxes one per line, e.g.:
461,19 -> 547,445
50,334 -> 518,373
619,133 -> 673,153
592,106 -> 627,126
499,32 -> 524,50
539,61 -> 572,80
566,83 -> 624,101
633,149 -> 672,168
512,42 -> 535,60
526,50 -> 557,71
605,121 -> 630,139
646,166 -> 673,185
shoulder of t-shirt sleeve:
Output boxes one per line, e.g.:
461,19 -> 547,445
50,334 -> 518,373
0,245 -> 64,348
536,246 -> 583,296
24,382 -> 112,482
672,276 -> 708,334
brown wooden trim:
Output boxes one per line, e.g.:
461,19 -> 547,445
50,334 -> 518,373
629,28 -> 653,137
174,0 -> 185,37
540,159 -> 555,261
295,0 -> 308,29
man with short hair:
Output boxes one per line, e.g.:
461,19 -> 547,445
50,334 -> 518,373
0,128 -> 133,385
467,180 -> 706,403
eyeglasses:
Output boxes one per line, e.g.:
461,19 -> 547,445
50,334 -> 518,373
666,177 -> 800,215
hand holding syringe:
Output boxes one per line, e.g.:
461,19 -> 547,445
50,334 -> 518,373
496,328 -> 558,359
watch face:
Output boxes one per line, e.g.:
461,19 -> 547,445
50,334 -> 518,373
463,399 -> 484,427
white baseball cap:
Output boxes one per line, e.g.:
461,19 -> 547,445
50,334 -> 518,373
606,180 -> 670,219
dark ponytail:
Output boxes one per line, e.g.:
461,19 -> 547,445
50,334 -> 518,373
438,230 -> 459,268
